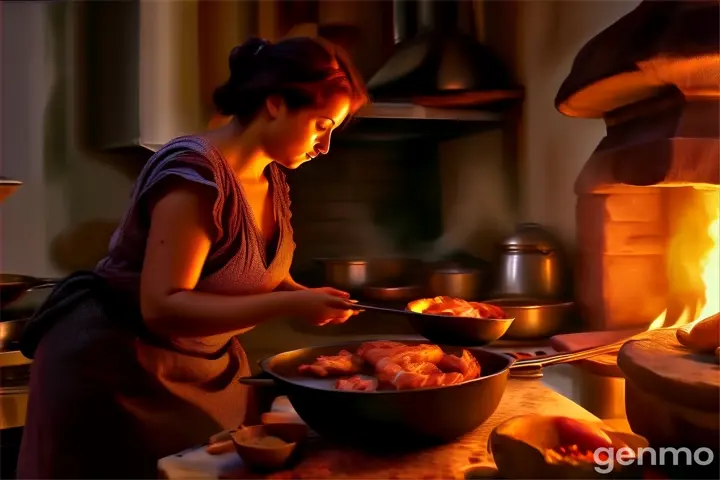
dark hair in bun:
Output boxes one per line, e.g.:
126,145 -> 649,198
212,36 -> 369,123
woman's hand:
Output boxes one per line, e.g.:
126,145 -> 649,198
289,287 -> 358,326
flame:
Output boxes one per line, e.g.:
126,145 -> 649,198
648,189 -> 720,330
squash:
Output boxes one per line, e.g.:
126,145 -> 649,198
676,312 -> 720,353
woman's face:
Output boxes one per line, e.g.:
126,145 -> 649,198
263,93 -> 351,169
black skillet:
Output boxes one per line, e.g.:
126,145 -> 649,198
350,302 -> 515,346
239,338 -> 626,449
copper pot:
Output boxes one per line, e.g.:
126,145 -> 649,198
483,297 -> 574,339
426,267 -> 482,300
315,257 -> 422,292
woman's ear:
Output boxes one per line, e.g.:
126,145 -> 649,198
264,95 -> 285,119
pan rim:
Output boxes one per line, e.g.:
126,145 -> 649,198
353,302 -> 517,323
258,339 -> 514,395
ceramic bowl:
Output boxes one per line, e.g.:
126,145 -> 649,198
230,423 -> 309,472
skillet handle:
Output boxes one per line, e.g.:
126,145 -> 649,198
238,376 -> 276,388
511,338 -> 628,372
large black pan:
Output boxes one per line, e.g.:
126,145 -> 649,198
351,303 -> 514,346
0,274 -> 57,307
239,338 -> 626,449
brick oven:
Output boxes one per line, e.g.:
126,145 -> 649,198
555,0 -> 720,331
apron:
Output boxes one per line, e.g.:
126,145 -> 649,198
17,137 -> 296,479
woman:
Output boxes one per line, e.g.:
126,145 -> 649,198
17,36 -> 369,479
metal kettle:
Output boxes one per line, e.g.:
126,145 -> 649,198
493,223 -> 569,298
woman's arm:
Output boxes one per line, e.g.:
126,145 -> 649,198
276,273 -> 308,291
139,180 -> 298,338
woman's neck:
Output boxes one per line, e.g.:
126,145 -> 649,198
202,118 -> 273,181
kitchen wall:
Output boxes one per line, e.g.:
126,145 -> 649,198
1,0 -> 641,279
287,139 -> 443,277
1,1 -> 149,278
436,0 -> 641,262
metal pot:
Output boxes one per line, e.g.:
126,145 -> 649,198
427,267 -> 482,299
494,223 -> 568,298
362,284 -> 424,303
315,257 -> 422,292
483,297 -> 574,339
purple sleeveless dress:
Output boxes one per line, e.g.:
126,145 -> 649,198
17,136 -> 295,478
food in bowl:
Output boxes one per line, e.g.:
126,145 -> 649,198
231,424 -> 308,471
297,340 -> 481,391
407,296 -> 507,319
489,415 -> 649,478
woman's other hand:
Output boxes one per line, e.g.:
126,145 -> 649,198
289,287 -> 358,326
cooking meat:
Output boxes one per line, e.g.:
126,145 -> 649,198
468,302 -> 507,319
424,301 -> 479,318
355,341 -> 407,357
336,375 -> 377,391
375,357 -> 464,389
298,350 -> 363,377
437,349 -> 482,380
359,342 -> 445,368
407,296 -> 507,319
357,340 -> 475,390
299,340 -> 483,391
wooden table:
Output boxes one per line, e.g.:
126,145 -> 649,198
159,379 -> 603,479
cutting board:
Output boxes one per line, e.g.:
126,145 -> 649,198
158,379 -> 602,479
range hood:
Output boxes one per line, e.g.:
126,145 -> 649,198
84,0 -> 516,153
366,0 -> 522,109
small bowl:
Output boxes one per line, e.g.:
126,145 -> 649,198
405,296 -> 515,346
230,423 -> 309,472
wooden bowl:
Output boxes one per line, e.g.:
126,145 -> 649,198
231,423 -> 309,472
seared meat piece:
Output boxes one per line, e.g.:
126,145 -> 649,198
355,341 -> 406,357
407,296 -> 507,319
298,341 -> 484,391
297,350 -> 363,377
437,349 -> 481,380
374,358 -> 464,389
356,341 -> 463,390
358,342 -> 445,367
335,375 -> 377,391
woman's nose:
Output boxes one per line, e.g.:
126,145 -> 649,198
316,136 -> 331,155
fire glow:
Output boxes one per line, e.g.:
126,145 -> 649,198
648,189 -> 720,331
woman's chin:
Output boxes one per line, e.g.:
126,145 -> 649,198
279,157 -> 309,169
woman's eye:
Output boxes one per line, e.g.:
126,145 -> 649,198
317,123 -> 330,132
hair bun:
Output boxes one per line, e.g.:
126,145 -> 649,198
228,37 -> 271,77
